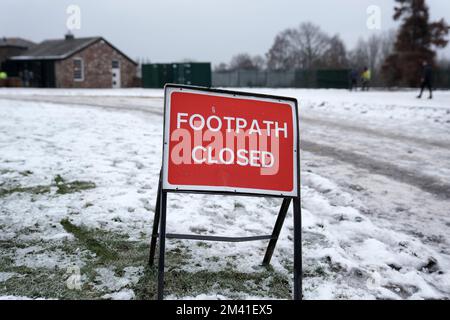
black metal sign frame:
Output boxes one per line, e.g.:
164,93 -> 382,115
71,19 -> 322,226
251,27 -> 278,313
148,84 -> 302,300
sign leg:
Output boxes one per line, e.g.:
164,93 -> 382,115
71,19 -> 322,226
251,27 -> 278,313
148,175 -> 162,266
293,197 -> 302,300
157,190 -> 167,300
262,198 -> 291,266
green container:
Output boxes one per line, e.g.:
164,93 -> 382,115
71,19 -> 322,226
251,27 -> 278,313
292,69 -> 350,88
316,69 -> 350,89
142,63 -> 211,88
142,64 -> 173,88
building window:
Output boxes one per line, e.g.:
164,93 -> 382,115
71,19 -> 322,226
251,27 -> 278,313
112,60 -> 120,69
73,58 -> 84,81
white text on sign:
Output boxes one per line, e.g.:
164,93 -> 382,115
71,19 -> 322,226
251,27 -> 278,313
171,112 -> 288,175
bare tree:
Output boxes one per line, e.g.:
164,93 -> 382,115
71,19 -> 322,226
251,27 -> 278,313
320,35 -> 348,68
214,63 -> 229,72
349,30 -> 396,73
266,29 -> 301,70
367,35 -> 381,72
228,53 -> 263,70
297,22 -> 330,69
215,53 -> 266,72
349,38 -> 370,70
229,53 -> 253,70
266,22 -> 331,70
251,55 -> 266,70
380,30 -> 397,64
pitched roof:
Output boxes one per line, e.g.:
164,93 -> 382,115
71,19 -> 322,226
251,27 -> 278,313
0,37 -> 35,48
9,36 -> 137,65
10,37 -> 100,61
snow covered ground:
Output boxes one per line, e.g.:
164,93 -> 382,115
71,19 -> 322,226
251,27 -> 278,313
0,88 -> 449,300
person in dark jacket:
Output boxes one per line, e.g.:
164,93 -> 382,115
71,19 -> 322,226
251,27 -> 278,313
417,61 -> 433,99
349,69 -> 358,91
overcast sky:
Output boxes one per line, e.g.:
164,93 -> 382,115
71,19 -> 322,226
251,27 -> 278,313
2,0 -> 450,65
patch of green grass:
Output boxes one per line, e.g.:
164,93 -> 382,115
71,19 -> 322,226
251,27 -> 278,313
1,221 -> 292,300
60,219 -> 118,262
0,240 -> 98,299
196,242 -> 212,249
54,175 -> 96,195
234,201 -> 245,209
0,168 -> 15,175
134,262 -> 291,300
0,185 -> 51,197
84,202 -> 94,208
20,170 -> 33,176
303,265 -> 328,278
0,174 -> 95,198
0,267 -> 101,300
0,225 -> 148,299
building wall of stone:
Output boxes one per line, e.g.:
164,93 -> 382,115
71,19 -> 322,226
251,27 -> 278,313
55,39 -> 137,88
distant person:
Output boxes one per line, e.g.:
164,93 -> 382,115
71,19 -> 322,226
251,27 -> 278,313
20,70 -> 33,87
349,69 -> 358,91
361,67 -> 371,91
417,60 -> 433,99
0,71 -> 7,87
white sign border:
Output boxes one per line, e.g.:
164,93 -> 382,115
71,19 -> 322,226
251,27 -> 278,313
162,85 -> 299,197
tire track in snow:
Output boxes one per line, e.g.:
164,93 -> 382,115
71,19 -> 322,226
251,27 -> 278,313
301,140 -> 450,200
301,116 -> 450,149
0,95 -> 164,116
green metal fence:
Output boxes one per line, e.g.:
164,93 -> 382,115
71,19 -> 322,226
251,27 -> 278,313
315,70 -> 351,89
142,65 -> 450,89
435,69 -> 450,89
212,69 -> 351,88
142,62 -> 211,88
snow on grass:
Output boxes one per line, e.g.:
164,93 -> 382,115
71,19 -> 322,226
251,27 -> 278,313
301,171 -> 450,299
0,295 -> 51,300
1,90 -> 450,300
12,245 -> 87,269
102,289 -> 136,300
0,98 -> 160,242
0,272 -> 19,283
167,292 -> 278,300
94,266 -> 143,292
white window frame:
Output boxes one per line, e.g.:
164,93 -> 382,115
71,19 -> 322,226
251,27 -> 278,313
73,58 -> 84,81
112,60 -> 120,69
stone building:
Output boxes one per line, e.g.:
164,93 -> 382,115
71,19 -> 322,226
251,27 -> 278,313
7,34 -> 137,88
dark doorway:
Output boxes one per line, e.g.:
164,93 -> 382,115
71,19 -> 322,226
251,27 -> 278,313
10,60 -> 56,87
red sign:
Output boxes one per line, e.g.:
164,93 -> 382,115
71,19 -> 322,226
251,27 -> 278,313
162,85 -> 299,197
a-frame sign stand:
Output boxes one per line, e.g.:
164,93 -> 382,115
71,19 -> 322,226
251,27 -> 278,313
148,85 -> 302,300
148,172 -> 302,300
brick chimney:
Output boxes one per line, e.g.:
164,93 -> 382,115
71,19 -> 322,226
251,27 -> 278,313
65,32 -> 75,40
